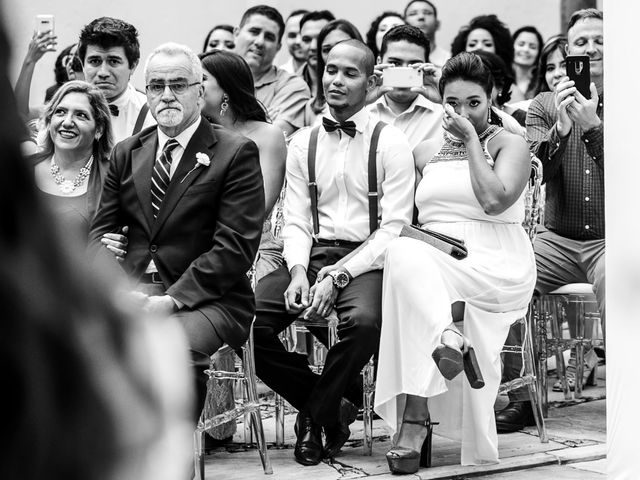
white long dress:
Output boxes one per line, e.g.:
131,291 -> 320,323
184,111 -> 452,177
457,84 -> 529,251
374,125 -> 536,465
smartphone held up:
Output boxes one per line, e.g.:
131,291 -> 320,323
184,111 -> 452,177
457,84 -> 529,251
382,67 -> 423,89
35,14 -> 56,51
566,54 -> 591,99
35,14 -> 54,35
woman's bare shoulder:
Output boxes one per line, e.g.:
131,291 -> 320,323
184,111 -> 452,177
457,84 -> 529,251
413,136 -> 444,170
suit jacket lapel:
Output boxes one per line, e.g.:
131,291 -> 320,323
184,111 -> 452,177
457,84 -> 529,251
151,118 -> 218,237
131,129 -> 158,231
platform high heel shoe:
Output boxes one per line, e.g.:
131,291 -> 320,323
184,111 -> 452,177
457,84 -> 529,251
385,417 -> 438,474
432,326 -> 485,389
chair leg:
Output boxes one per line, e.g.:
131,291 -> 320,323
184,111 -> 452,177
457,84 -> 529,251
534,298 -> 549,417
575,296 -> 585,398
523,311 -> 548,443
193,428 -> 205,480
361,358 -> 375,456
274,393 -> 285,447
244,327 -> 273,474
550,297 -> 571,400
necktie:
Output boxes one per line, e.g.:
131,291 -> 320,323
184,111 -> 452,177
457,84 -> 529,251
108,104 -> 119,116
151,139 -> 179,219
322,117 -> 357,138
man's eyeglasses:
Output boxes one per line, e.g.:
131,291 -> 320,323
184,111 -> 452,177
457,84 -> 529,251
145,81 -> 200,96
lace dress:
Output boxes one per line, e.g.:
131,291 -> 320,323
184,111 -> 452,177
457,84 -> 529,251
374,125 -> 536,465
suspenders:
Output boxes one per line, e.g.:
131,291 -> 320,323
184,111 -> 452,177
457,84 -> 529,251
307,121 -> 386,236
132,103 -> 150,136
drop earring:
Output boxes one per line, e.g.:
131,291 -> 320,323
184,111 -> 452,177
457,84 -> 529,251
487,108 -> 492,124
220,93 -> 229,117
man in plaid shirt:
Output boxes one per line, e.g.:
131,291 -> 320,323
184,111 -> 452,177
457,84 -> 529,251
496,8 -> 604,432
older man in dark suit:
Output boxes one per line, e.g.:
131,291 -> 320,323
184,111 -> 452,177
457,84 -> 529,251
88,42 -> 265,421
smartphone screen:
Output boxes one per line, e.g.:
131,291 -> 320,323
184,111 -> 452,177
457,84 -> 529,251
566,55 -> 590,99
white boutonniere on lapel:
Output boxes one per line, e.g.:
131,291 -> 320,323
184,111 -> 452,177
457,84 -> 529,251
181,152 -> 211,183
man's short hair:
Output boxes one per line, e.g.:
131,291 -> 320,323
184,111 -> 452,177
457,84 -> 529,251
143,42 -> 203,83
287,9 -> 309,21
299,10 -> 336,30
567,8 -> 603,32
328,39 -> 375,76
403,0 -> 438,20
380,24 -> 430,61
78,17 -> 140,68
239,5 -> 286,43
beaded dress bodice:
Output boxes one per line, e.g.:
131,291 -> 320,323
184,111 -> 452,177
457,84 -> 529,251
416,124 -> 525,225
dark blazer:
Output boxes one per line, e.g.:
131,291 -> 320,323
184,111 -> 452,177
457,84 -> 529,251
88,117 -> 265,348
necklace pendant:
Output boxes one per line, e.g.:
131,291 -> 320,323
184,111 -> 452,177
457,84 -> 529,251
59,180 -> 75,195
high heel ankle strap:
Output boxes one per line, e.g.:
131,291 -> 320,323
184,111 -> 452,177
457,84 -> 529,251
402,418 -> 439,427
443,327 -> 463,338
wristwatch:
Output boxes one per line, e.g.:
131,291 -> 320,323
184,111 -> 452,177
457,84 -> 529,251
327,269 -> 350,289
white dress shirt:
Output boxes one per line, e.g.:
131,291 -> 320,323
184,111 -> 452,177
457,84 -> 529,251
368,94 -> 444,150
110,83 -> 156,144
283,108 -> 415,278
146,117 -> 202,274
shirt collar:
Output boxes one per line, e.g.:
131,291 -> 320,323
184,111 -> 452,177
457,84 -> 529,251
157,116 -> 202,151
110,83 -> 136,108
254,65 -> 278,88
375,93 -> 438,115
325,108 -> 369,134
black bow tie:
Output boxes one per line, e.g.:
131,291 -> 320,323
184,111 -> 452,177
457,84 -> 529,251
108,104 -> 119,117
322,117 -> 357,138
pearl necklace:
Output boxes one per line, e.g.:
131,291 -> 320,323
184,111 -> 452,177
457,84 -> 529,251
50,155 -> 94,195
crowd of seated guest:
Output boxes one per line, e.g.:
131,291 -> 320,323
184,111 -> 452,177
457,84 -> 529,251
8,1 -> 605,477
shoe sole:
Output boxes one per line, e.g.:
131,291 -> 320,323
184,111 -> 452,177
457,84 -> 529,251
432,345 -> 463,380
294,450 -> 323,466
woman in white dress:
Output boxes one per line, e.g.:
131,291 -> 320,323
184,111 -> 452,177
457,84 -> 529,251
374,52 -> 536,474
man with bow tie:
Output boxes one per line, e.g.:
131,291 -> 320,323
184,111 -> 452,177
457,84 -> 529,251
253,39 -> 414,466
88,42 -> 265,425
78,17 -> 155,144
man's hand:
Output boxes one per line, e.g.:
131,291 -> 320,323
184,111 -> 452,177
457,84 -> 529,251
366,62 -> 394,105
567,82 -> 601,132
410,63 -> 441,103
101,226 -> 128,262
284,265 -> 310,314
145,295 -> 177,317
306,276 -> 338,319
554,76 -> 576,138
315,263 -> 341,284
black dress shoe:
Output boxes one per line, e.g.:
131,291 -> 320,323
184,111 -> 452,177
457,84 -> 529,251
495,401 -> 535,433
294,412 -> 323,466
324,398 -> 358,458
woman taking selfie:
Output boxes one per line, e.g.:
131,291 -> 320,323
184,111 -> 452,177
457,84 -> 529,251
374,52 -> 535,474
32,80 -> 113,242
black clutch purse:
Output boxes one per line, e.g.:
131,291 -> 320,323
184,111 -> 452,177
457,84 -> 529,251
399,224 -> 468,260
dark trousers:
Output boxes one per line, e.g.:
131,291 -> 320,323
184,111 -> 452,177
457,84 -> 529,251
137,282 -> 224,423
253,244 -> 382,427
502,228 -> 605,401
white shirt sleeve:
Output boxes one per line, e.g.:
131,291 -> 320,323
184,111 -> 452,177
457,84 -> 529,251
282,131 -> 314,271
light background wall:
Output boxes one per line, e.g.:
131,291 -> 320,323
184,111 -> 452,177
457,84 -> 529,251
3,0 -> 597,104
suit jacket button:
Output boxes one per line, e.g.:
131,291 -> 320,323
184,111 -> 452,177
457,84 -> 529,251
150,245 -> 158,253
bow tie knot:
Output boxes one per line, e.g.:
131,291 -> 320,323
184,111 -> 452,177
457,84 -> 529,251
108,104 -> 120,117
322,117 -> 357,138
